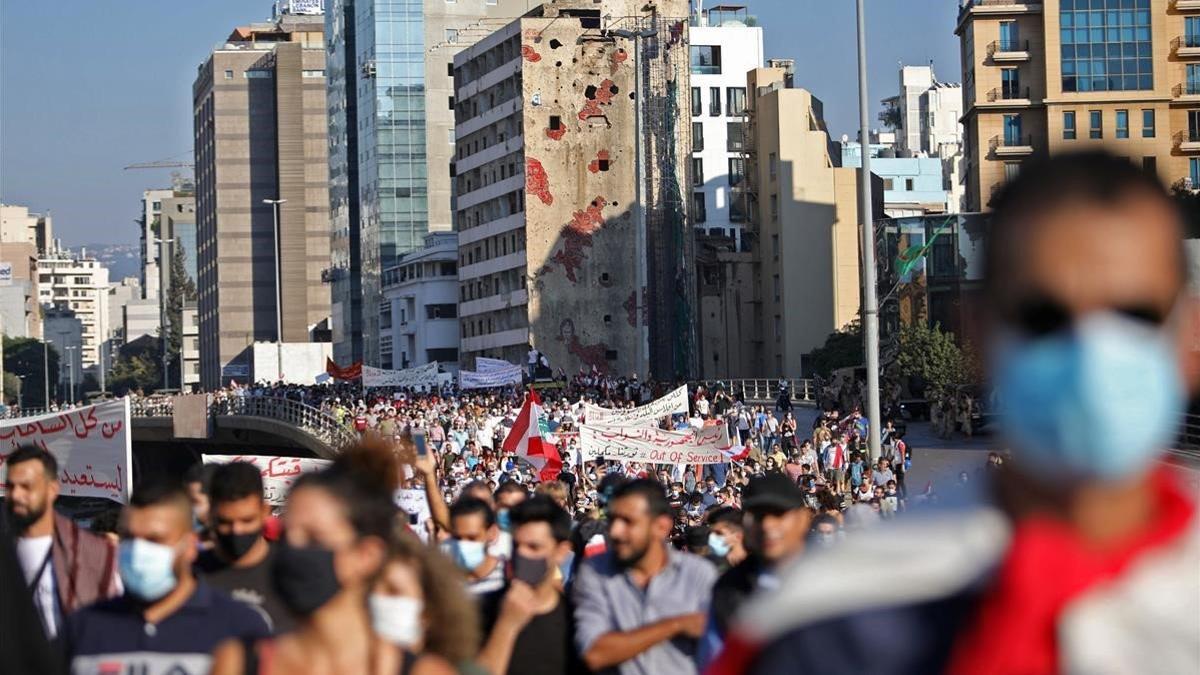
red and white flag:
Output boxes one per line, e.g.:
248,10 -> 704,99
502,390 -> 563,482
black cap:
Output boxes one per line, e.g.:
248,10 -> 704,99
685,525 -> 710,549
742,474 -> 807,512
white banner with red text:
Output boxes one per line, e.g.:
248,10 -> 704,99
202,454 -> 332,505
578,421 -> 733,465
0,399 -> 133,503
583,385 -> 689,426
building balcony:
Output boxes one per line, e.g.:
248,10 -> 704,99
1173,82 -> 1200,100
985,85 -> 1032,104
988,39 -> 1031,62
1172,35 -> 1200,58
1174,0 -> 1200,11
1175,130 -> 1200,152
990,134 -> 1034,156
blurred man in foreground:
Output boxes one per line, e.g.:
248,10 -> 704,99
710,152 -> 1200,674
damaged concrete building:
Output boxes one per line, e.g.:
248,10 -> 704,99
453,0 -> 697,379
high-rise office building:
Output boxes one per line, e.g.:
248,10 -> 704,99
688,3 -> 763,251
957,0 -> 1193,211
193,11 -> 332,388
0,204 -> 53,254
453,0 -> 696,377
324,0 -> 538,367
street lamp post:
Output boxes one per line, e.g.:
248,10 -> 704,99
855,0 -> 883,461
17,374 -> 25,410
263,198 -> 287,382
42,341 -> 49,408
65,346 -> 77,405
153,236 -> 175,392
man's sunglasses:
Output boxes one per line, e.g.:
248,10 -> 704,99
1003,296 -> 1169,337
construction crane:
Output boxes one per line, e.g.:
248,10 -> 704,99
124,153 -> 195,191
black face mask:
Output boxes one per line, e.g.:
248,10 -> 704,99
216,529 -> 261,560
272,541 -> 341,616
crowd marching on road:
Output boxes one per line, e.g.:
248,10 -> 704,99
0,152 -> 1198,674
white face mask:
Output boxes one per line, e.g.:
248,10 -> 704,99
369,594 -> 424,647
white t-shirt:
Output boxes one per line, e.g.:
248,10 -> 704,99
17,535 -> 60,639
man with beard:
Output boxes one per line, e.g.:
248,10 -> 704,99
3,445 -> 121,642
573,479 -> 717,674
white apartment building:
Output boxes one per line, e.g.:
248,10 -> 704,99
382,232 -> 460,371
37,250 -> 110,367
139,188 -> 173,301
887,65 -> 965,211
689,4 -> 763,250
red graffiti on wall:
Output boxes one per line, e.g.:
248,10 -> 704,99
578,79 -> 619,121
526,158 -> 553,205
559,318 -> 609,373
549,196 -> 606,282
610,48 -> 629,74
521,45 -> 542,62
546,126 -> 567,141
587,150 -> 611,173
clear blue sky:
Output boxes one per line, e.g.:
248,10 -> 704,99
0,0 -> 959,247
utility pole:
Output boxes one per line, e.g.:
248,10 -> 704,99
153,236 -> 175,391
43,341 -> 49,408
856,0 -> 883,461
263,198 -> 287,382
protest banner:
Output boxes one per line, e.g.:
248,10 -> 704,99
0,399 -> 133,503
476,357 -> 515,372
362,361 -> 440,388
202,454 -> 332,505
395,488 -> 433,542
583,385 -> 690,426
459,364 -> 523,389
578,422 -> 733,465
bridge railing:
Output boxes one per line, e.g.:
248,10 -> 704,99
696,379 -> 816,404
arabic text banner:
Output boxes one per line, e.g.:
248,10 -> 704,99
476,357 -> 516,372
459,364 -> 523,389
0,399 -> 133,503
362,362 -> 440,388
202,455 -> 332,505
583,385 -> 689,426
578,422 -> 732,465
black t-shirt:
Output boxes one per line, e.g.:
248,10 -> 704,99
482,589 -> 586,675
195,543 -> 295,634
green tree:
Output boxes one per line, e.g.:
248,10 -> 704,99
2,372 -> 21,406
109,337 -> 162,396
895,322 -> 969,395
163,245 -> 198,390
807,320 -> 865,378
1171,180 -> 1200,239
2,336 -> 59,407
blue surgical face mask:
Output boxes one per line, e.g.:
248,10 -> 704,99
119,538 -> 178,601
496,508 -> 512,532
992,311 -> 1184,480
707,532 -> 732,557
451,539 -> 487,571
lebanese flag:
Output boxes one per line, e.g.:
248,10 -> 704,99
501,390 -> 562,482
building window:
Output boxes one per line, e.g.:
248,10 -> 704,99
768,152 -> 777,180
1188,16 -> 1200,48
426,304 -> 457,319
1063,111 -> 1077,139
691,157 -> 704,186
1089,110 -> 1103,139
771,234 -> 779,260
999,20 -> 1020,51
244,70 -> 273,79
709,87 -> 721,116
1003,114 -> 1023,146
693,192 -> 707,223
1004,162 -> 1021,183
445,29 -> 459,43
690,45 -> 722,74
726,87 -> 747,116
1116,110 -> 1129,138
1060,0 -> 1153,93
727,158 -> 745,187
1189,110 -> 1200,141
1191,158 -> 1200,187
1142,109 -> 1155,138
693,122 -> 704,151
770,194 -> 779,223
223,69 -> 233,79
883,178 -> 895,190
1001,68 -> 1021,99
1189,64 -> 1200,96
905,178 -> 915,191
726,122 -> 744,152
1142,156 -> 1157,175
691,87 -> 701,117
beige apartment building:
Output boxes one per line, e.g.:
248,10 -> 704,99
452,0 -> 696,378
958,0 -> 1200,210
193,13 -> 331,388
746,62 -> 872,375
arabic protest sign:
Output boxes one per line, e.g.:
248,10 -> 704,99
0,399 -> 133,503
583,385 -> 690,426
476,357 -> 515,372
362,362 -> 441,388
395,489 -> 433,543
202,454 -> 332,505
459,364 -> 523,389
578,422 -> 733,465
